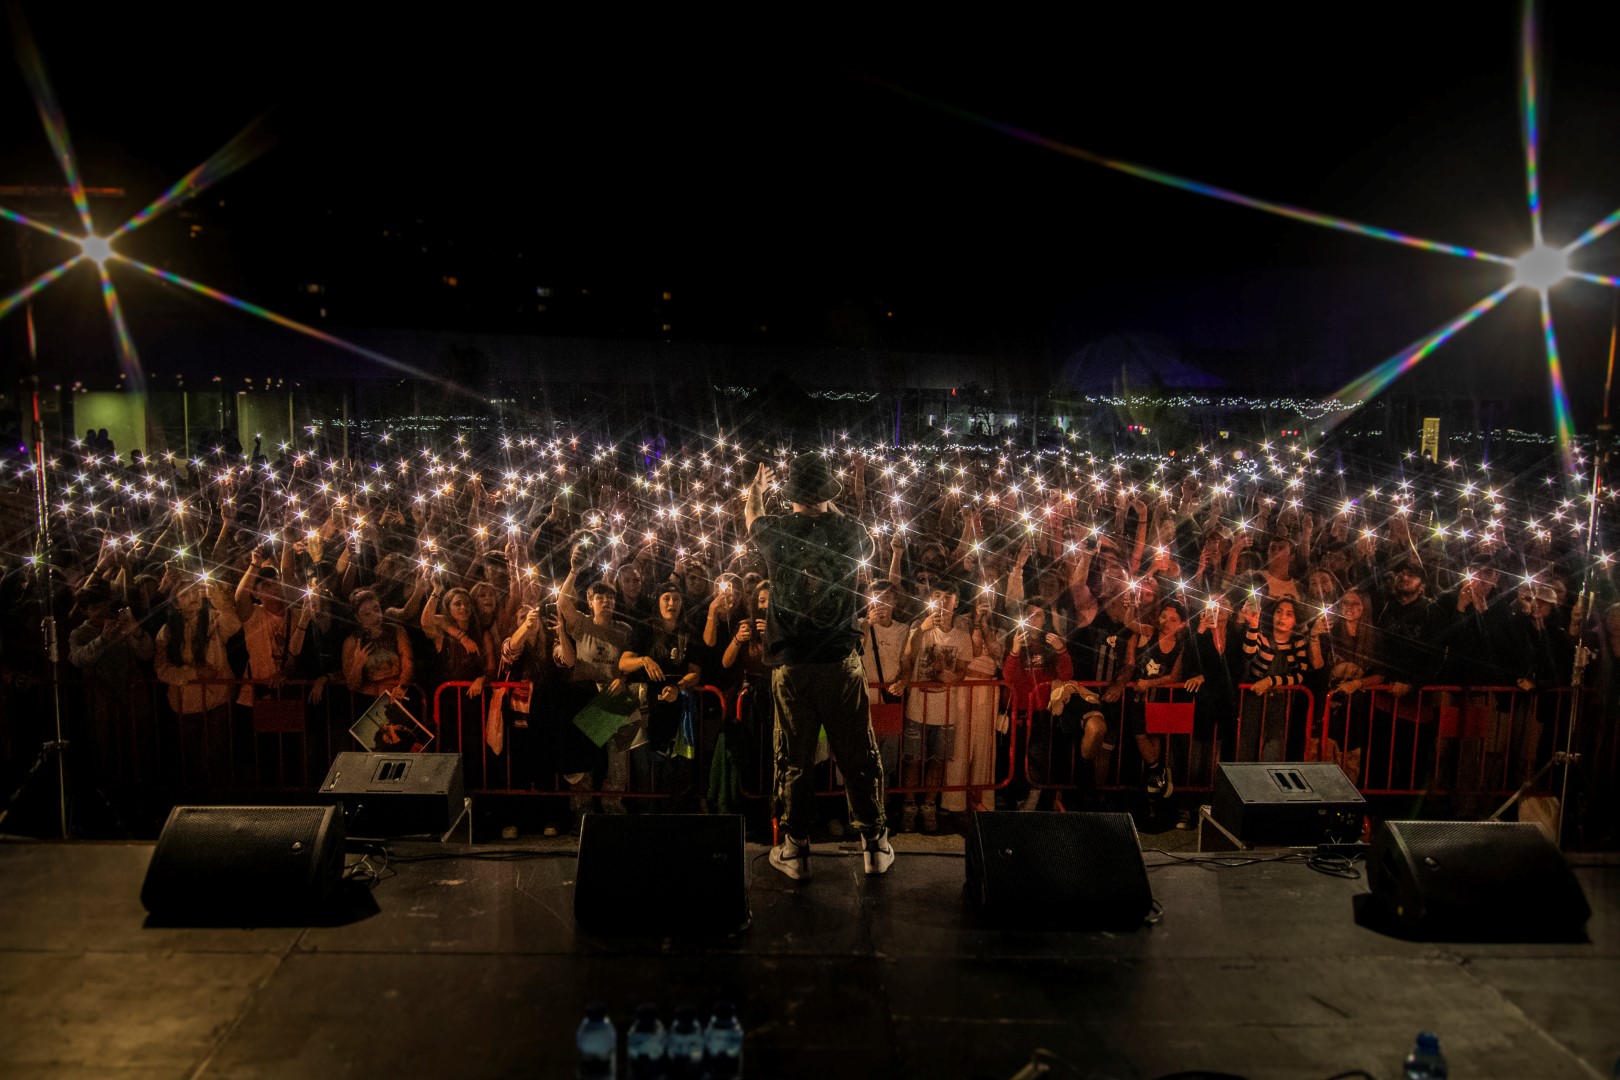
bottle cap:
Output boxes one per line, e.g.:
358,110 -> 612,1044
585,1002 -> 608,1021
675,1004 -> 698,1022
635,1003 -> 660,1026
1417,1032 -> 1440,1050
712,1000 -> 736,1020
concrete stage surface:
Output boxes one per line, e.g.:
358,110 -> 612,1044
1,828 -> 1616,1079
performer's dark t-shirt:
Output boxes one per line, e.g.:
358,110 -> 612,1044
749,511 -> 873,665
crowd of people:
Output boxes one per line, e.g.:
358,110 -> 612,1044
1,420 -> 1616,841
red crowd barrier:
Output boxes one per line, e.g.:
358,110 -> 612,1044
120,677 -> 429,796
432,679 -> 732,801
729,678 -> 1015,807
84,673 -> 1608,819
1231,682 -> 1318,765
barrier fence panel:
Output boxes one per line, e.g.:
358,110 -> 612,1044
730,679 -> 1014,809
127,677 -> 428,801
883,678 -> 1013,810
1411,684 -> 1557,798
1023,680 -> 1102,796
432,680 -> 733,803
1230,683 -> 1317,767
1325,685 -> 1413,793
1023,682 -> 1218,797
73,673 -> 1606,829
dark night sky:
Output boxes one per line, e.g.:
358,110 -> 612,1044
4,2 -> 1620,414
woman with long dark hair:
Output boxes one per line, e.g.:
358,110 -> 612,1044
1238,595 -> 1312,761
342,589 -> 415,699
1317,586 -> 1384,781
423,582 -> 495,781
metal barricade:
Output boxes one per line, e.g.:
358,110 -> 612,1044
1022,679 -> 1103,797
1026,682 -> 1220,797
1412,684 -> 1553,797
127,676 -> 428,799
1329,683 -> 1593,797
885,678 -> 1014,807
1230,682 -> 1317,765
433,679 -> 733,801
730,677 -> 1015,807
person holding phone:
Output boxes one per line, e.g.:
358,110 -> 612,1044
897,581 -> 973,833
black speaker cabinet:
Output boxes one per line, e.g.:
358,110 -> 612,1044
1211,762 -> 1366,846
1368,821 -> 1591,940
964,811 -> 1153,930
141,805 -> 345,916
319,752 -> 465,838
574,814 -> 750,937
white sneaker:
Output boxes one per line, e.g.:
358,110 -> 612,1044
769,836 -> 811,881
862,829 -> 895,876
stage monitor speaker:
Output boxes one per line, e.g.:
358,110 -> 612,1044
574,814 -> 749,937
964,811 -> 1153,930
319,752 -> 465,838
141,805 -> 345,916
1367,820 -> 1590,940
1211,762 -> 1366,846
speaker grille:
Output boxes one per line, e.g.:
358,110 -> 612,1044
142,805 -> 344,914
1370,821 -> 1591,938
965,812 -> 1153,928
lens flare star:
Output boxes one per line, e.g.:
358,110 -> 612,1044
0,11 -> 450,394
1514,245 -> 1570,291
79,235 -> 113,265
872,0 -> 1616,478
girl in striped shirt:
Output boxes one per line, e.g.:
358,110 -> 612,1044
1238,596 -> 1315,760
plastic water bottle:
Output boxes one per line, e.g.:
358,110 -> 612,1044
665,1005 -> 704,1079
1403,1031 -> 1448,1079
576,1003 -> 617,1079
703,1000 -> 744,1079
626,1003 -> 667,1080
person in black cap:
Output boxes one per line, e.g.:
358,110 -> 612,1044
746,452 -> 894,879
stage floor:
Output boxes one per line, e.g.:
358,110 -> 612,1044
1,825 -> 1616,1080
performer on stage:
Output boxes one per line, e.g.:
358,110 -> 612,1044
747,453 -> 895,880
